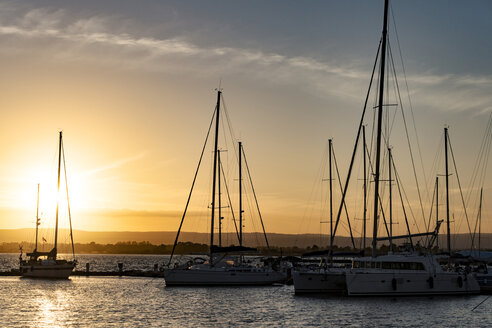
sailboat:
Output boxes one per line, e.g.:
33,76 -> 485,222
163,90 -> 285,286
292,139 -> 354,294
342,0 -> 479,296
19,131 -> 77,279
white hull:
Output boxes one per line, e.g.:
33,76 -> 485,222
292,269 -> 346,294
20,262 -> 75,279
475,272 -> 492,293
164,267 -> 286,286
345,254 -> 480,296
346,271 -> 479,296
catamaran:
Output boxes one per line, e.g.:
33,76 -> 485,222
163,90 -> 285,286
19,131 -> 76,279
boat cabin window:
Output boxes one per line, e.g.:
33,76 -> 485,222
380,261 -> 425,270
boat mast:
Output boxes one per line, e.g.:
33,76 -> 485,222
389,147 -> 393,253
218,151 -> 222,247
436,176 -> 439,251
329,139 -> 333,256
372,0 -> 389,258
239,141 -> 243,247
444,127 -> 451,254
53,131 -> 63,259
363,125 -> 367,251
35,183 -> 40,252
210,90 -> 221,258
478,187 -> 483,258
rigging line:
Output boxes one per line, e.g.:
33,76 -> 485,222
392,156 -> 414,248
428,135 -> 444,192
393,159 -> 422,235
61,137 -> 75,260
475,122 -> 492,230
388,37 -> 427,229
425,176 -> 437,245
295,140 -> 330,244
447,134 -> 474,249
241,147 -> 270,250
167,106 -> 217,266
220,94 -> 239,162
472,295 -> 491,312
364,139 -> 391,240
471,119 -> 492,239
467,114 -> 492,206
383,40 -> 399,144
332,144 -> 356,249
219,159 -> 240,242
332,38 -> 382,244
391,3 -> 429,203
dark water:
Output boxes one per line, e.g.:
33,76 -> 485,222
1,254 -> 492,327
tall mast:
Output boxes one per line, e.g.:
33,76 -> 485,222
363,125 -> 367,251
372,0 -> 389,257
218,150 -> 222,247
210,90 -> 221,258
436,176 -> 439,251
388,147 -> 393,253
444,127 -> 451,254
478,187 -> 483,258
35,183 -> 40,251
329,139 -> 333,256
53,131 -> 62,258
239,141 -> 243,247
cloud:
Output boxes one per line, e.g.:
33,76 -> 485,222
80,151 -> 146,177
0,4 -> 490,115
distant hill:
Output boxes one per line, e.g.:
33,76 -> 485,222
0,228 -> 490,250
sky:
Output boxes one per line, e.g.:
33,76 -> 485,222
0,0 -> 491,243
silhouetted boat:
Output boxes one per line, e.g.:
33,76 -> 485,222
164,90 -> 285,286
19,132 -> 76,279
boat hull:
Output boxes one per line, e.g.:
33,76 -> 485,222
164,268 -> 286,286
20,262 -> 76,279
345,271 -> 480,296
475,273 -> 492,293
292,270 -> 346,294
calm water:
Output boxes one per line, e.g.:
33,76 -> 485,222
1,254 -> 492,327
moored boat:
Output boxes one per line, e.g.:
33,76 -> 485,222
345,253 -> 479,296
164,90 -> 285,286
19,131 -> 76,279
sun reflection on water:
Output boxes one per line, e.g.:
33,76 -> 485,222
29,280 -> 73,328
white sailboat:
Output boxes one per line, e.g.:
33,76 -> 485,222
292,139 -> 354,294
295,0 -> 481,296
164,90 -> 285,286
343,0 -> 479,296
19,131 -> 76,279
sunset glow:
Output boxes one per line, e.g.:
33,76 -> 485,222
0,0 -> 491,239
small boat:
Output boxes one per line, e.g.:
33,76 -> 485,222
19,131 -> 76,279
164,90 -> 285,286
